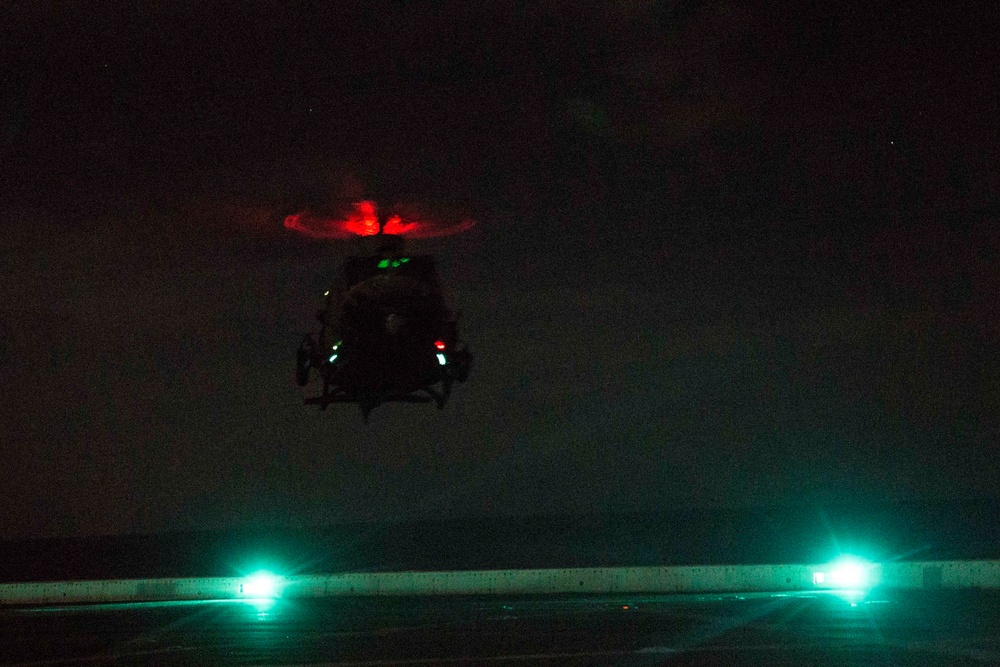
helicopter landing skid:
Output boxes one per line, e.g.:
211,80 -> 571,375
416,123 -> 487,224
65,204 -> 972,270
304,383 -> 450,421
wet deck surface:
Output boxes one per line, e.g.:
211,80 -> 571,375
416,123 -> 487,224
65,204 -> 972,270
4,590 -> 1000,665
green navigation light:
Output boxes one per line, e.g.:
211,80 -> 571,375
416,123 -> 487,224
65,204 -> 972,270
377,259 -> 390,269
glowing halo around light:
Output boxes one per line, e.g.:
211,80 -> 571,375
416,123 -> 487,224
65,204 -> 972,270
283,200 -> 475,239
812,556 -> 876,590
239,571 -> 285,599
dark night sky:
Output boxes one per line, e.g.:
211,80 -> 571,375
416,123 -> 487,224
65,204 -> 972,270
2,0 -> 999,540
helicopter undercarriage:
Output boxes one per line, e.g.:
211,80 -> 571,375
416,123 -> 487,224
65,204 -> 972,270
297,334 -> 470,421
305,379 -> 452,416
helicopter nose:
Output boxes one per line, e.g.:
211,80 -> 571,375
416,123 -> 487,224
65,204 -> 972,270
385,313 -> 407,335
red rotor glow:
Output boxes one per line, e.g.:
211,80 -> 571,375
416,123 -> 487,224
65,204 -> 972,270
284,200 -> 475,240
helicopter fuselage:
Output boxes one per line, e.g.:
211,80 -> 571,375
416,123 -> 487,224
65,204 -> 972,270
297,249 -> 471,418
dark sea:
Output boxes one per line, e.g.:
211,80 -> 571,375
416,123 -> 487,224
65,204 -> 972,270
3,498 -> 999,583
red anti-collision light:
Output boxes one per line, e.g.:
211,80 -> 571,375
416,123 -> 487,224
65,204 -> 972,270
434,340 -> 446,350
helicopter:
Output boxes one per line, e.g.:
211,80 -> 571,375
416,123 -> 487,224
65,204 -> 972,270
288,200 -> 473,420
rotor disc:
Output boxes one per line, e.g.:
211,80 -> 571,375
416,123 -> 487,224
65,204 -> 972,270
284,200 -> 475,240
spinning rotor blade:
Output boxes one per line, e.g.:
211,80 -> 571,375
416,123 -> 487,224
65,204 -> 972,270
283,200 -> 380,239
284,200 -> 475,240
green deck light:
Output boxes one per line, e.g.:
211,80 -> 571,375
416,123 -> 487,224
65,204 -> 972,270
240,571 -> 285,599
813,556 -> 875,591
